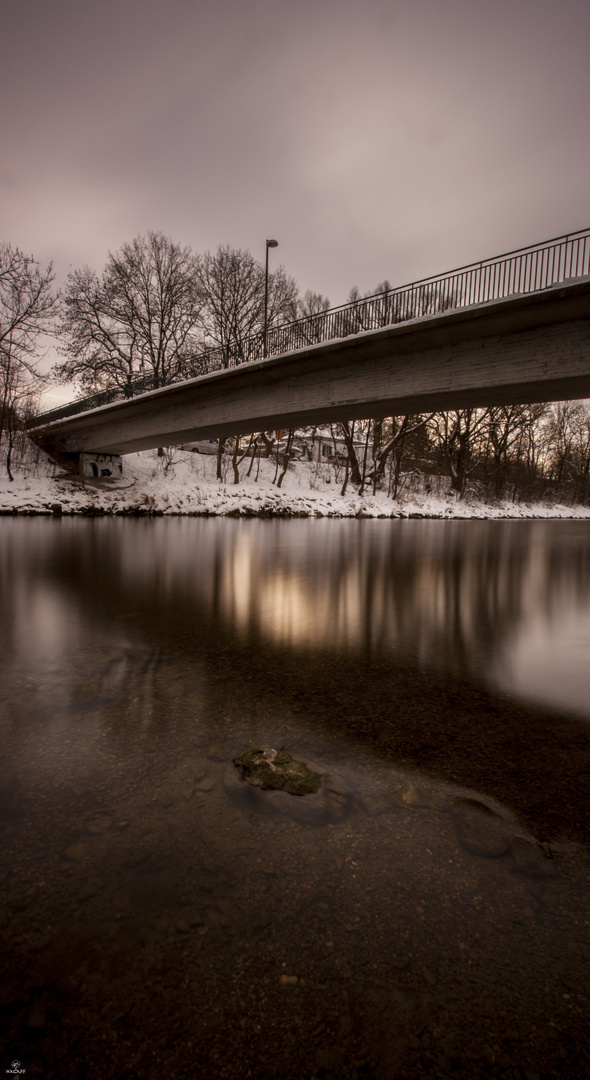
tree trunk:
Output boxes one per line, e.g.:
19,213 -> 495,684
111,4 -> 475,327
339,421 -> 362,486
276,429 -> 294,488
391,434 -> 406,499
259,431 -> 275,458
232,434 -> 254,483
232,438 -> 240,484
216,437 -> 226,480
247,435 -> 262,477
341,453 -> 350,497
5,429 -> 14,482
358,423 -> 372,496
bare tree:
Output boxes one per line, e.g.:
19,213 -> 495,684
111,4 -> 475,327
339,420 -> 363,488
230,434 -> 255,484
485,404 -> 548,497
543,401 -> 590,500
55,232 -> 203,395
283,290 -> 332,347
275,428 -> 295,488
336,414 -> 432,496
197,245 -> 298,366
428,409 -> 490,495
293,290 -> 331,321
0,242 -> 57,478
340,278 -> 462,337
368,414 -> 434,496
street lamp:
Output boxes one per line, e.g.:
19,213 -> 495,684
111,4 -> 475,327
263,239 -> 278,358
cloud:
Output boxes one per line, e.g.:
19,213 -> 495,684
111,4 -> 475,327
1,0 -> 589,303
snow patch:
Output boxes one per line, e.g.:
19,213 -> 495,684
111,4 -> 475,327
1,448 -> 590,520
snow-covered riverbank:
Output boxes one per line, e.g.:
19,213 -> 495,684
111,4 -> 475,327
1,447 -> 590,519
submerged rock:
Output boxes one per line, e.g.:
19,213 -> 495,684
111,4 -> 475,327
232,747 -> 321,797
226,751 -> 357,825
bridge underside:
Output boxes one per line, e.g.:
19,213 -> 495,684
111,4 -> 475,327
33,278 -> 590,459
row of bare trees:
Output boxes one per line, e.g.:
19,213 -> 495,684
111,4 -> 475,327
54,233 -> 468,396
326,404 -> 590,503
0,231 -> 322,476
216,402 -> 590,504
0,230 -> 489,421
55,233 -> 305,395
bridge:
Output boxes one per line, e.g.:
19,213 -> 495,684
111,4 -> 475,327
30,229 -> 590,467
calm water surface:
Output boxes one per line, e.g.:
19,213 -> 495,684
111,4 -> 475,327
1,518 -> 589,1080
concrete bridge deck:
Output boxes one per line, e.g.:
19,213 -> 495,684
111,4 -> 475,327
32,277 -> 590,459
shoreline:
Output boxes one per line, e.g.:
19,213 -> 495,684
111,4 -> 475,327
3,506 -> 590,519
1,448 -> 590,520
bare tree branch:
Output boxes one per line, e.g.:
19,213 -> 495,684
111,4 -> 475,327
0,242 -> 57,476
55,232 -> 203,394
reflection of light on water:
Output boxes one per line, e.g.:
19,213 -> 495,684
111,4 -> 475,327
492,607 -> 590,720
218,530 -> 365,649
213,522 -> 590,718
259,575 -> 316,644
14,584 -> 78,671
222,544 -> 253,628
7,517 -> 590,719
253,571 -> 364,649
113,518 -> 590,717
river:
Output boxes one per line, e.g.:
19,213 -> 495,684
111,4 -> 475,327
1,517 -> 589,1079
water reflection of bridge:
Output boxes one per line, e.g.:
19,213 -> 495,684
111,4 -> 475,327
31,229 -> 590,462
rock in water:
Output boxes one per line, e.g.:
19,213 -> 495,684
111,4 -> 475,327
232,748 -> 321,796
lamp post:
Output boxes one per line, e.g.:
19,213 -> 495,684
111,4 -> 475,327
263,239 -> 278,358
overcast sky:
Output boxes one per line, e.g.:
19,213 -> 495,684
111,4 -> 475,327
2,0 -> 590,312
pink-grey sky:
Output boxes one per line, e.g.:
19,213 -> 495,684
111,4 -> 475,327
2,0 -> 590,310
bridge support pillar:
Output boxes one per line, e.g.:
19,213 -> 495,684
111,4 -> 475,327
79,452 -> 123,479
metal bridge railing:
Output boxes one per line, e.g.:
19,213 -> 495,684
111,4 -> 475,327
34,226 -> 590,427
